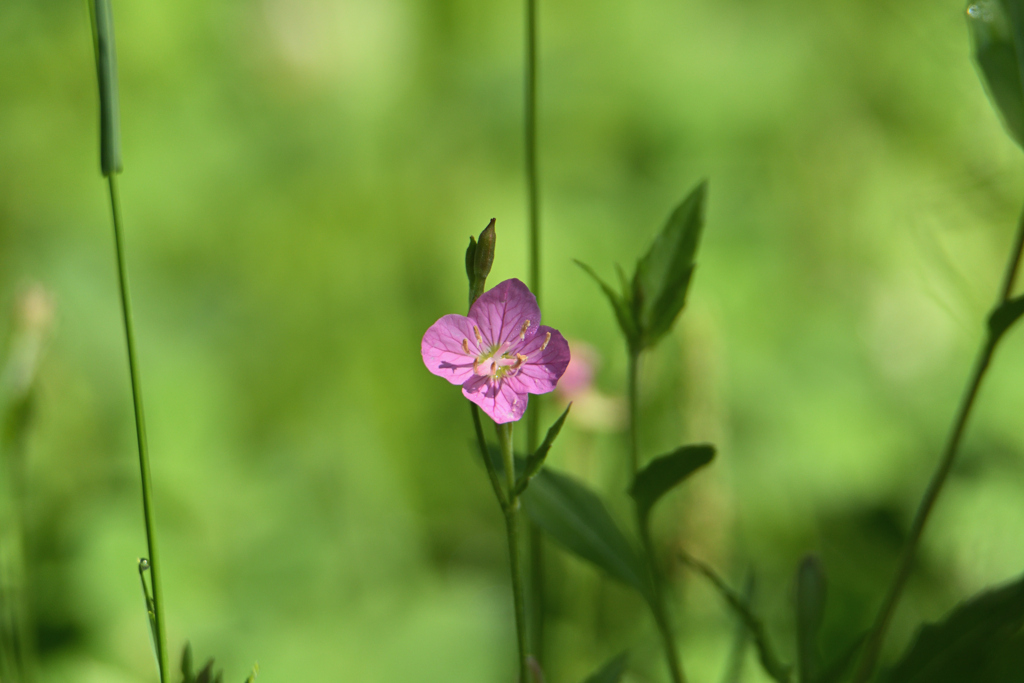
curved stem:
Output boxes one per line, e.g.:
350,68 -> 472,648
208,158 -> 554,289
107,175 -> 168,683
628,350 -> 686,683
497,423 -> 530,682
852,203 -> 1024,683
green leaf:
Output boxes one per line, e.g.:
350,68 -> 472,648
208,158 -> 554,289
582,652 -> 629,683
515,404 -> 572,495
795,555 -> 827,683
682,554 -> 792,683
881,574 -> 1024,683
181,643 -> 194,683
633,181 -> 707,348
967,0 -> 1024,147
575,260 -> 640,349
987,294 -> 1024,339
523,468 -> 653,601
629,444 -> 715,524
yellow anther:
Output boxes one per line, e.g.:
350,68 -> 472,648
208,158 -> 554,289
520,320 -> 531,340
541,332 -> 551,351
462,339 -> 470,354
473,325 -> 483,344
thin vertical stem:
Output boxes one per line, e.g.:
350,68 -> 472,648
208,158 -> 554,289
523,0 -> 546,662
851,203 -> 1024,683
107,175 -> 168,683
628,350 -> 686,683
524,0 -> 541,454
525,0 -> 539,315
497,423 -> 530,683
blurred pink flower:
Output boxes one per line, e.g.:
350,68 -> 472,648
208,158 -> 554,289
422,279 -> 570,424
555,342 -> 596,398
555,340 -> 626,432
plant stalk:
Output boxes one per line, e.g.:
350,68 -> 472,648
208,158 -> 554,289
497,422 -> 530,683
851,203 -> 1024,683
107,175 -> 168,683
522,0 -> 547,662
628,350 -> 687,683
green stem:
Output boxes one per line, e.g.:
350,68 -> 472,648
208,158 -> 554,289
524,0 -> 539,314
107,175 -> 168,683
497,422 -> 530,683
523,0 -> 546,662
851,204 -> 1024,683
628,350 -> 686,683
472,404 -> 507,509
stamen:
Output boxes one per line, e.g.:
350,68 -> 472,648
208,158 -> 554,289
516,353 -> 528,365
520,320 -> 531,340
473,325 -> 483,344
541,332 -> 551,351
462,339 -> 470,354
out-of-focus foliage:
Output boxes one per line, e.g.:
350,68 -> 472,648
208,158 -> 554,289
880,573 -> 1024,683
2,0 -> 1024,681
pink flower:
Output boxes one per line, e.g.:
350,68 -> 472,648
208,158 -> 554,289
422,279 -> 571,424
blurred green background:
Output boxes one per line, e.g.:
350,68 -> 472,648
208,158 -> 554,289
2,0 -> 1024,681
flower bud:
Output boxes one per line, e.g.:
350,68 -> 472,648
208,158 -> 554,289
465,236 -> 477,281
474,218 -> 496,284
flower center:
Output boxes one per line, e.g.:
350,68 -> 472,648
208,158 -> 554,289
470,341 -> 527,381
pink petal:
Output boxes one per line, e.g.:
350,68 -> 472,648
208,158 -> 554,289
469,279 -> 542,349
421,314 -> 483,386
507,326 -> 571,395
462,375 -> 529,424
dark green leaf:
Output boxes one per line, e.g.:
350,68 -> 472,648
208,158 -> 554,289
629,444 -> 715,524
523,468 -> 652,600
575,260 -> 640,349
682,554 -> 792,683
180,643 -> 194,683
987,294 -> 1024,339
795,555 -> 827,683
967,0 -> 1024,147
582,652 -> 629,683
195,661 -> 216,683
515,404 -> 572,495
633,181 -> 707,348
881,574 -> 1024,683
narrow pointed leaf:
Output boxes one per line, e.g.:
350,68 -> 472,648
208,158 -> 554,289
633,181 -> 707,347
180,643 -> 194,683
987,294 -> 1024,339
629,444 -> 715,524
967,0 -> 1024,147
195,661 -> 216,683
523,468 -> 652,600
880,574 -> 1024,683
721,574 -> 756,683
582,652 -> 629,683
515,404 -> 572,495
682,554 -> 792,683
575,260 -> 640,348
795,555 -> 827,683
